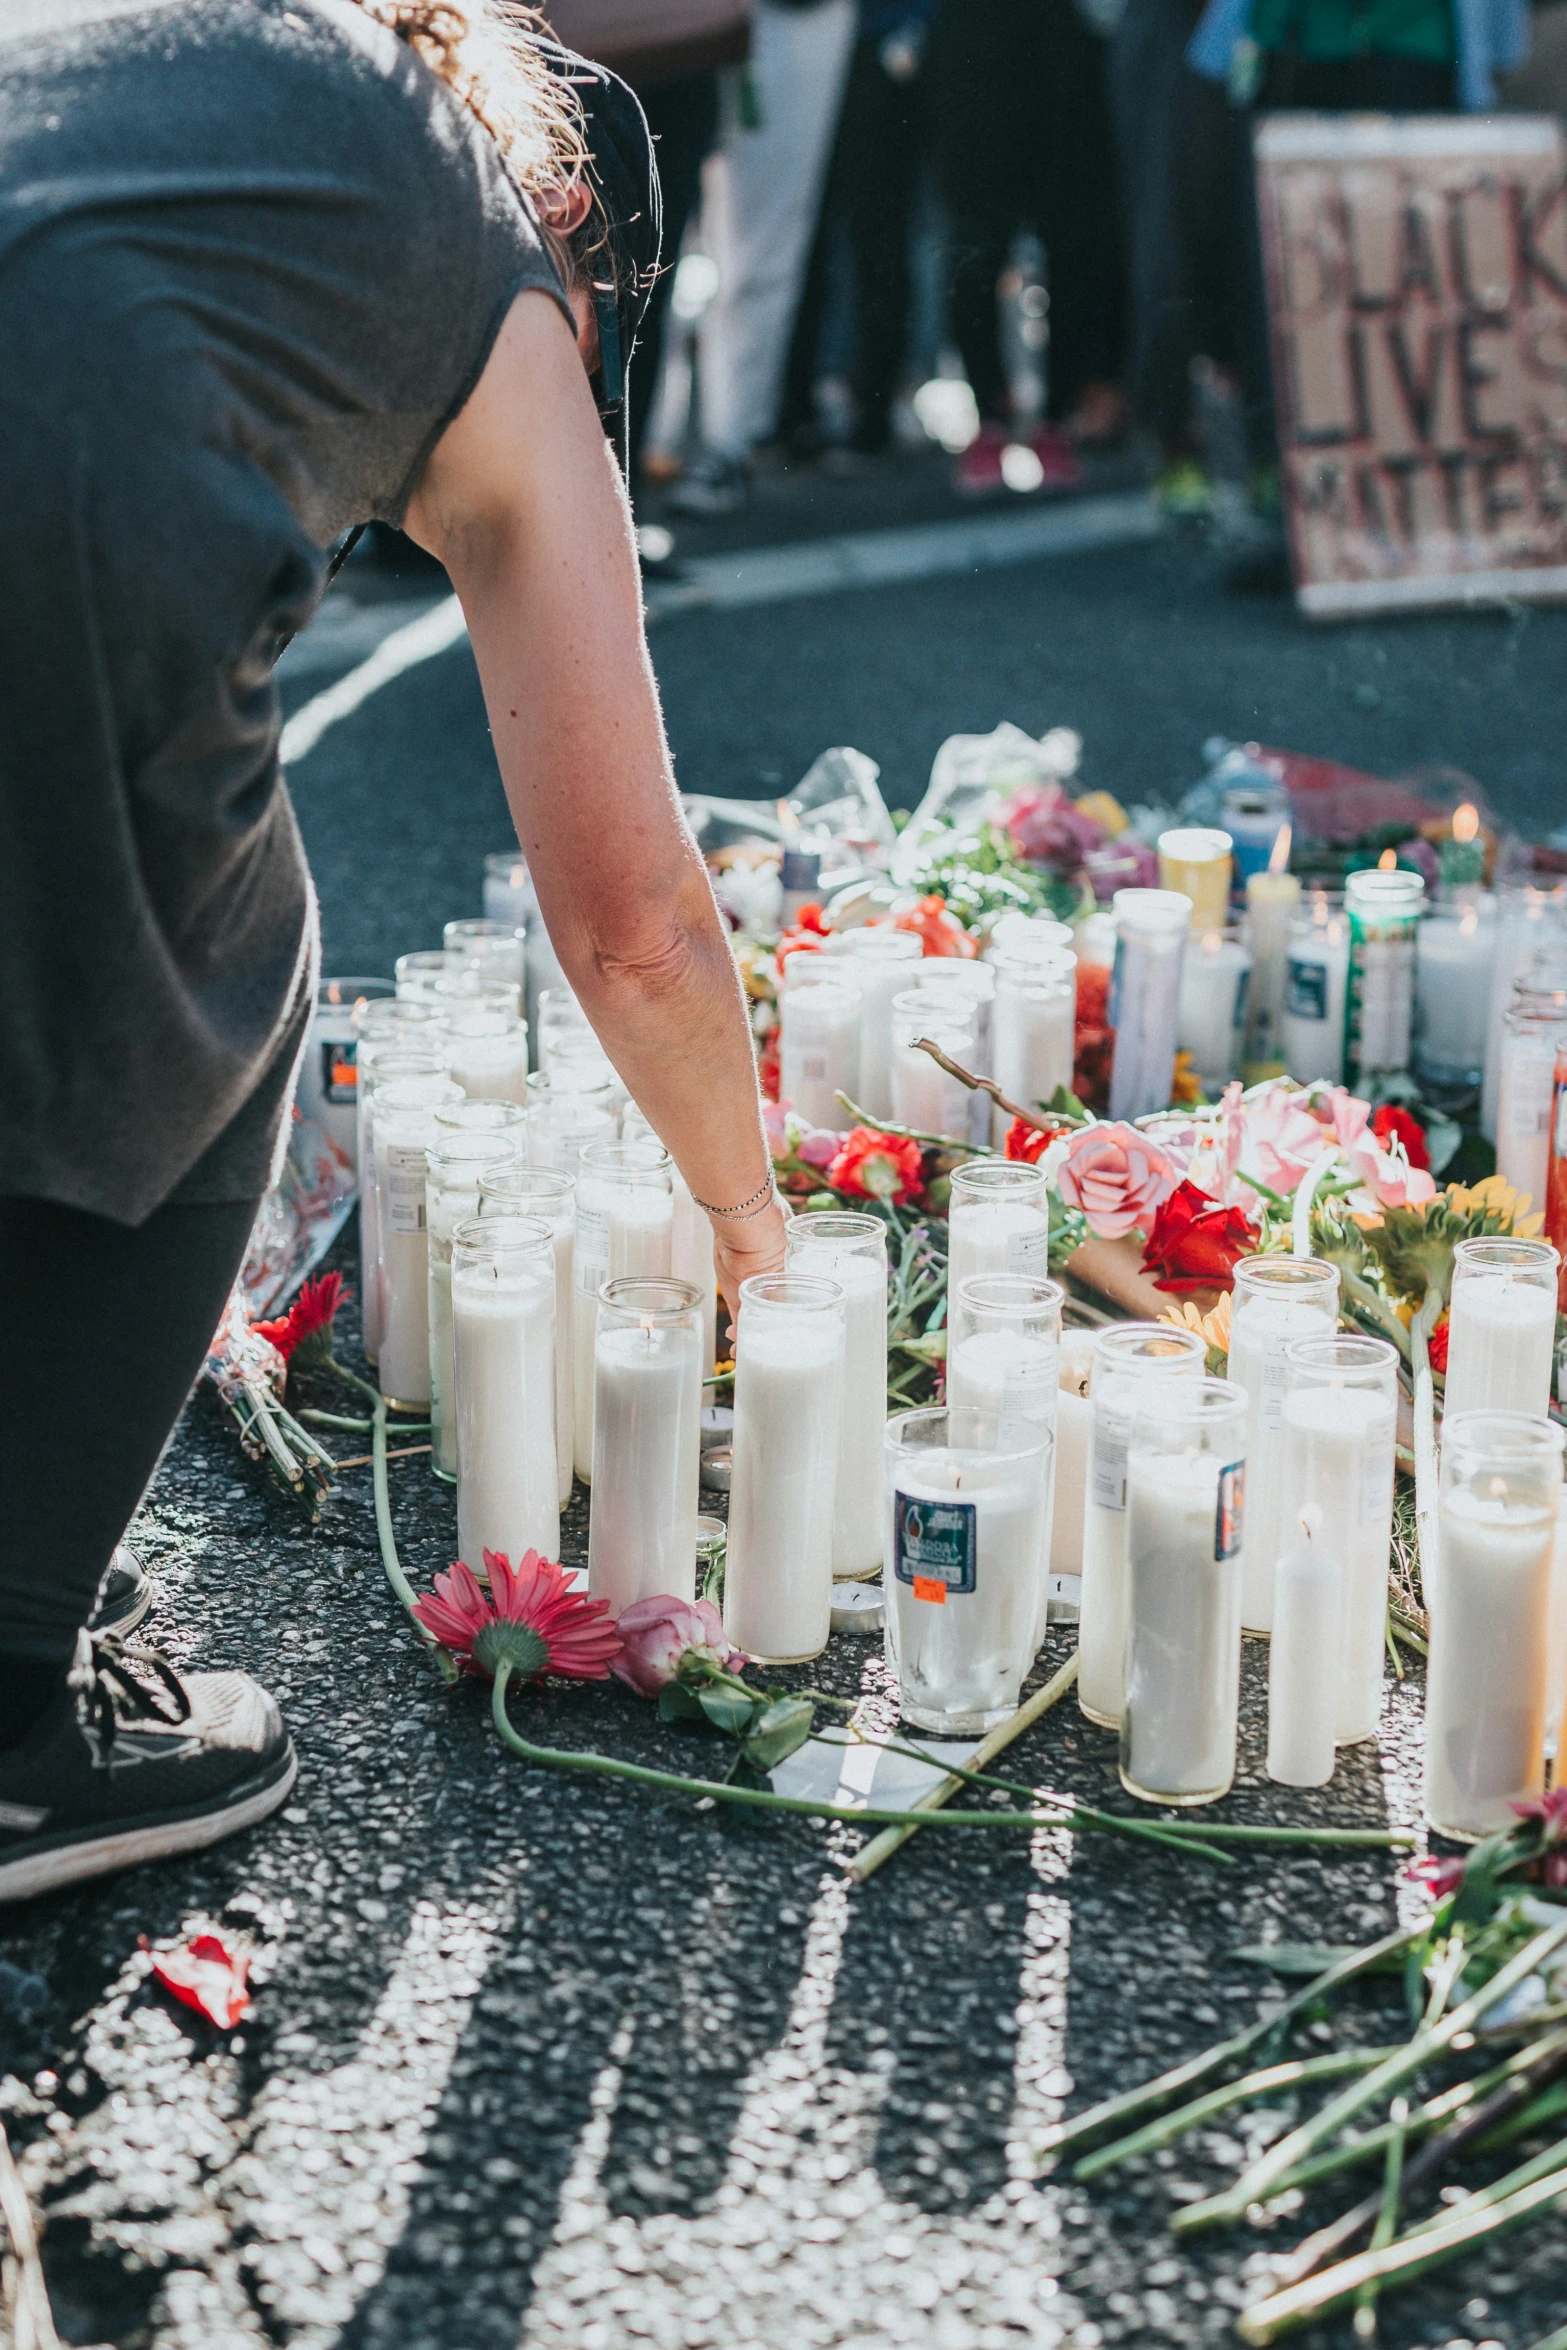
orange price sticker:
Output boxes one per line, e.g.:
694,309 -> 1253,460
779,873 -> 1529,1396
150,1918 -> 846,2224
911,1575 -> 947,1605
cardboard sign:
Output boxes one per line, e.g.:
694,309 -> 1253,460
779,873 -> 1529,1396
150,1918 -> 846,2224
1255,113 -> 1567,618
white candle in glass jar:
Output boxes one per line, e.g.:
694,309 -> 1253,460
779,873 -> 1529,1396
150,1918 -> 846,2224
1279,1378 -> 1396,1744
479,1168 -> 576,1508
452,1242 -> 558,1570
426,1139 -> 520,1480
1122,1444 -> 1244,1803
890,994 -> 975,1139
1051,1334 -> 1095,1599
374,1076 -> 462,1407
443,1011 -> 530,1106
1547,1484 -> 1567,1761
786,1218 -> 888,1579
1482,888 -> 1567,1141
991,955 -> 1076,1144
572,1148 -> 674,1484
724,1279 -> 845,1663
1415,902 -> 1495,1085
948,1329 -> 1057,1642
1281,908 -> 1349,1085
587,1294 -> 703,1614
1444,1267 -> 1558,1423
1267,1529 -> 1341,1787
824,927 -> 922,1122
1176,932 -> 1251,1093
671,1169 -> 718,1377
780,967 -> 861,1129
884,1452 -> 1042,1733
1107,888 -> 1191,1122
947,1174 -> 1050,1315
1425,1485 -> 1555,1838
1225,1263 -> 1340,1636
356,1040 -> 445,1365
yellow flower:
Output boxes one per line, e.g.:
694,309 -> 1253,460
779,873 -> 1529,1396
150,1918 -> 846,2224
1075,790 -> 1128,838
1160,1292 -> 1232,1371
1443,1174 -> 1543,1237
1170,1050 -> 1204,1107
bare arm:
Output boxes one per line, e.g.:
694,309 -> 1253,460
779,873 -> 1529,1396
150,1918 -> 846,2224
403,289 -> 785,1302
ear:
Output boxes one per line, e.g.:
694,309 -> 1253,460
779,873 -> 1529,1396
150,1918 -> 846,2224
533,179 -> 593,238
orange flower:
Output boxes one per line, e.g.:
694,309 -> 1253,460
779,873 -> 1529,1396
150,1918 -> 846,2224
827,1126 -> 924,1205
893,895 -> 977,958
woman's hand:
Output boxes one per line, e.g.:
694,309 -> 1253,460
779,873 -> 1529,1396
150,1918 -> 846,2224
712,1198 -> 789,1355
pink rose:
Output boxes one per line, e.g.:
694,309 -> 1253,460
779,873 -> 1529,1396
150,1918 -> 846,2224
610,1595 -> 737,1697
1321,1086 -> 1436,1211
1056,1122 -> 1178,1239
1229,1080 -> 1333,1202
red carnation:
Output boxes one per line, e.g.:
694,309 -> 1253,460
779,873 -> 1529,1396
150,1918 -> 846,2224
1141,1181 -> 1257,1295
1004,1118 -> 1053,1166
827,1126 -> 924,1205
893,895 -> 977,959
1428,1313 -> 1449,1375
1370,1103 -> 1429,1170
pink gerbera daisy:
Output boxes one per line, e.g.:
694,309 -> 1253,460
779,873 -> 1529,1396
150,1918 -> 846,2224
413,1549 -> 621,1682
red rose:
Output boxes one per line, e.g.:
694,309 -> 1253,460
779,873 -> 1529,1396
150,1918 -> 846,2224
1428,1313 -> 1449,1374
1370,1103 -> 1429,1170
758,1024 -> 781,1103
827,1126 -> 924,1205
1004,1118 -> 1053,1165
1141,1180 -> 1257,1295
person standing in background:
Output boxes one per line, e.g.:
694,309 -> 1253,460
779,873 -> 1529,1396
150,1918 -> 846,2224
777,0 -> 937,460
669,0 -> 857,514
929,0 -> 1131,496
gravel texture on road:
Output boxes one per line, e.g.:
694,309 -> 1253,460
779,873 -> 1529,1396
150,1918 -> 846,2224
3,1234 -> 1565,2349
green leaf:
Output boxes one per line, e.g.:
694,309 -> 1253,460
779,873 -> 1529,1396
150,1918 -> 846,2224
740,1696 -> 817,1771
1044,1083 -> 1089,1120
698,1685 -> 761,1737
657,1683 -> 706,1724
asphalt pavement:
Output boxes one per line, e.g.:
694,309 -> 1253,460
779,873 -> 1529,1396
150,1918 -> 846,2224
4,456 -> 1567,2349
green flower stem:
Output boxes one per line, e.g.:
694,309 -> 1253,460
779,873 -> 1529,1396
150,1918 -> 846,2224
1523,2324 -> 1567,2350
1479,2077 -> 1567,2152
298,1408 -> 374,1432
1173,1915 -> 1567,2234
1353,2098 -> 1409,2341
831,1088 -> 991,1155
1071,2047 -> 1402,2183
1035,1921 -> 1423,2166
1235,2143 -> 1567,2345
325,1355 -> 452,1676
1409,1285 -> 1443,1619
489,1664 -> 1114,1838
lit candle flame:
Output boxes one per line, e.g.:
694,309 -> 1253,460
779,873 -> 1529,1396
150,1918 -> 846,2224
1453,803 -> 1480,845
1378,847 -> 1398,871
1268,824 -> 1292,875
1202,929 -> 1223,956
1461,905 -> 1478,937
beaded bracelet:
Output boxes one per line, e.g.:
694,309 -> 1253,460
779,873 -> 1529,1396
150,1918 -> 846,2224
691,1175 -> 777,1221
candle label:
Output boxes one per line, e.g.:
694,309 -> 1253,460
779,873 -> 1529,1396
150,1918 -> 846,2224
1346,930 -> 1415,1078
321,1038 -> 359,1104
1091,1415 -> 1129,1512
1215,1461 -> 1245,1561
576,1202 -> 609,1295
1007,1229 -> 1051,1277
894,1493 -> 977,1597
1286,956 -> 1327,1021
386,1144 -> 429,1234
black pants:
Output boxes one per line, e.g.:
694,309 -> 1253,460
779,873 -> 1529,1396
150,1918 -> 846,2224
780,32 -> 930,450
930,0 -> 1127,422
0,1193 -> 258,1666
628,70 -> 721,487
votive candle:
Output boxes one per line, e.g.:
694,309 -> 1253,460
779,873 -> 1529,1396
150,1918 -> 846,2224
425,1130 -> 523,1480
823,925 -> 923,1122
1224,1254 -> 1340,1635
1108,888 -> 1191,1121
724,1275 -> 846,1663
373,1072 -> 462,1407
1443,1235 -> 1560,1424
948,1273 -> 1064,1643
572,1139 -> 674,1483
780,959 -> 861,1129
451,1214 -> 559,1571
1279,1333 -> 1398,1745
479,1164 -> 577,1508
587,1277 -> 704,1613
786,1212 -> 889,1579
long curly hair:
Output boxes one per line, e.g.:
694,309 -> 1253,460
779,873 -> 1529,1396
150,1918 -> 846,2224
344,1 -> 588,193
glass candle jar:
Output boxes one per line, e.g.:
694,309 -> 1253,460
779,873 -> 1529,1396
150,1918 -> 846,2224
1427,1411 -> 1565,1840
394,949 -> 452,1002
780,957 -> 862,1130
1078,1321 -> 1207,1726
785,1212 -> 889,1580
1157,827 -> 1233,932
890,989 -> 977,1139
1224,1254 -> 1341,1635
724,1274 -> 847,1664
434,1099 -> 527,1140
573,1139 -> 674,1485
1240,862 -> 1301,1079
1343,867 -> 1425,1086
991,952 -> 1076,1145
1444,1235 -> 1560,1424
587,1276 -> 705,1614
296,977 -> 394,1163
1414,899 -> 1496,1087
902,958 -> 996,1143
442,1008 -> 530,1107
483,850 -> 536,933
1278,1333 -> 1399,1747
443,916 -> 524,995
1108,887 -> 1192,1121
1280,893 -> 1349,1085
479,1166 -> 576,1507
425,1133 -> 524,1482
1121,1375 -> 1249,1806
354,1041 -> 445,1364
1481,883 -> 1567,1141
1496,963 -> 1567,1215
822,925 -> 922,1122
372,1072 -> 463,1407
1175,928 -> 1252,1097
985,912 -> 1075,963
433,968 -> 523,1024
695,1515 -> 727,1606
450,1213 -> 559,1574
949,1274 -> 1064,1639
525,1074 -> 617,1176
883,1404 -> 1052,1734
947,1160 -> 1049,1329
1052,1329 -> 1097,1595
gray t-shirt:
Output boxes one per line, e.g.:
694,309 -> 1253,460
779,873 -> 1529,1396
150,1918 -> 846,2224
0,0 -> 570,1222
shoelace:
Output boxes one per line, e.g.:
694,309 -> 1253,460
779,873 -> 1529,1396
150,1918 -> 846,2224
80,1636 -> 192,1760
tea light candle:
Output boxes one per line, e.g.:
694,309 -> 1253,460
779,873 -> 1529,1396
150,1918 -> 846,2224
1281,898 -> 1350,1085
1279,1335 -> 1398,1746
1443,1237 -> 1560,1424
1241,840 -> 1300,1078
1414,901 -> 1495,1086
1176,930 -> 1251,1095
373,1073 -> 463,1407
1225,1255 -> 1340,1635
724,1276 -> 846,1664
1426,1412 -> 1563,1839
572,1141 -> 674,1484
991,953 -> 1076,1143
823,926 -> 923,1122
780,962 -> 861,1129
1051,1332 -> 1096,1603
1121,1376 -> 1248,1805
1078,1322 -> 1207,1726
1157,827 -> 1233,932
451,1216 -> 559,1570
786,1214 -> 889,1579
587,1279 -> 704,1613
882,1409 -> 1048,1734
1108,888 -> 1192,1121
479,1165 -> 577,1508
1267,1511 -> 1341,1787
